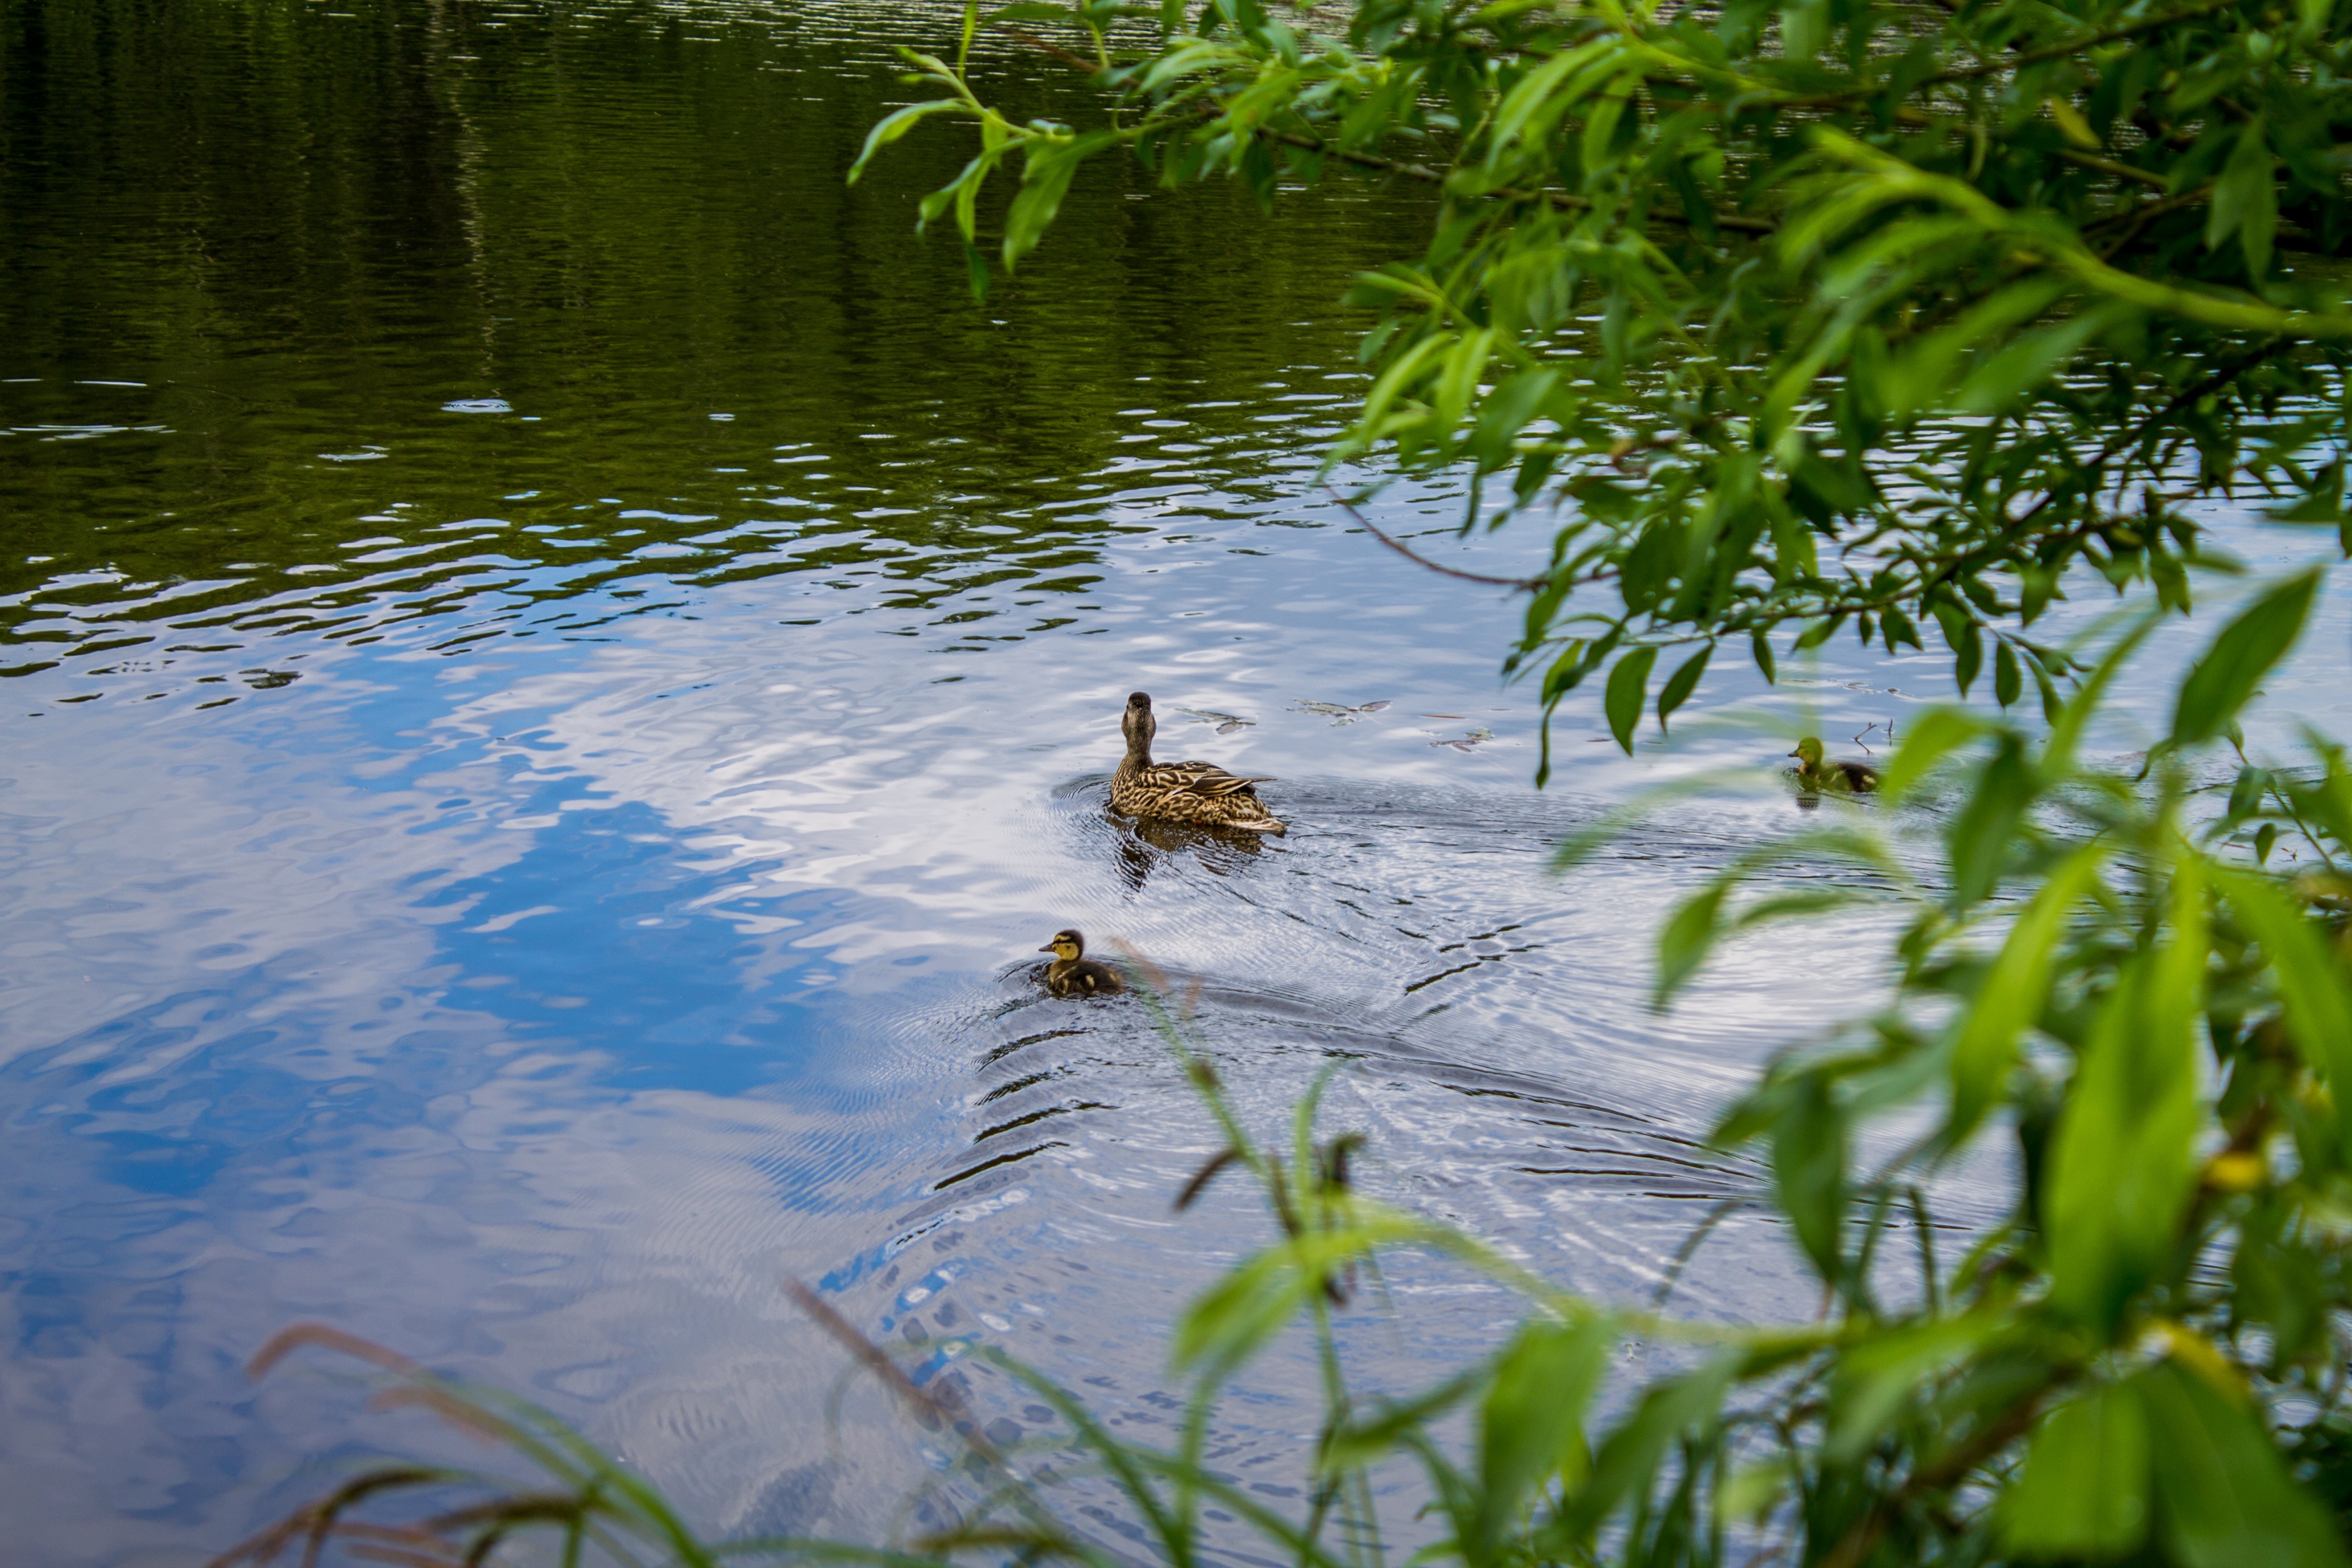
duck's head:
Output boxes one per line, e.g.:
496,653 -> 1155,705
1789,736 -> 1825,770
1121,691 -> 1155,749
1038,929 -> 1086,960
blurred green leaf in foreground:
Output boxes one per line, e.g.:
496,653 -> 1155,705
861,0 -> 2352,766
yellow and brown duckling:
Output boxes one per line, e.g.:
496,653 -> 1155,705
1789,736 -> 1879,793
1109,692 -> 1287,835
1038,929 -> 1125,998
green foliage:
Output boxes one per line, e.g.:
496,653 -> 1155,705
861,0 -> 2352,743
2175,567 -> 2321,745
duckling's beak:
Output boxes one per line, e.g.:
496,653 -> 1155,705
1037,943 -> 1055,953
1787,748 -> 1800,758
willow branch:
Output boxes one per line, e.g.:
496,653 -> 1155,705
999,27 -> 1778,237
2007,336 -> 2297,530
1934,0 -> 2240,81
2054,148 -> 2169,189
1255,126 -> 1778,235
1322,484 -> 1547,589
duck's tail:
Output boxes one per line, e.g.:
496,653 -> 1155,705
1227,799 -> 1288,836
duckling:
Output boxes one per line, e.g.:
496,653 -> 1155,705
1038,929 -> 1125,998
1789,736 -> 1879,793
1110,692 -> 1288,835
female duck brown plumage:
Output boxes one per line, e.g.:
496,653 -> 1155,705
1109,692 -> 1287,835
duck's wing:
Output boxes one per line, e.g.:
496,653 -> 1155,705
1142,759 -> 1274,798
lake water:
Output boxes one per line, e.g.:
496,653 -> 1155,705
4,2 -> 2346,1561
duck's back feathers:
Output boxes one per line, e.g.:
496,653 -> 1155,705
1136,759 -> 1273,796
1111,760 -> 1287,832
1047,957 -> 1126,998
1789,736 -> 1879,795
1792,757 -> 1880,793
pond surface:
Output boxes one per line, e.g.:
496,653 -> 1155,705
4,2 -> 2348,1561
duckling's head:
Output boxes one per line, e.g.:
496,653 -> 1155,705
1789,736 -> 1825,770
1121,692 -> 1155,750
1038,929 -> 1086,960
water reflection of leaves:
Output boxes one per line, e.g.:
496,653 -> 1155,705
1291,699 -> 1390,725
1430,727 -> 1494,752
0,2 -> 1416,704
1172,706 -> 1254,734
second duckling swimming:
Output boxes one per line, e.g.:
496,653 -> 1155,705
1789,736 -> 1880,793
1038,929 -> 1125,998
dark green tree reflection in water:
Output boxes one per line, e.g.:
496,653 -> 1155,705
0,0 -> 1431,695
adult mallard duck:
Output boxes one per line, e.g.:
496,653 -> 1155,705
1110,692 -> 1287,835
1789,736 -> 1880,793
1037,929 -> 1125,998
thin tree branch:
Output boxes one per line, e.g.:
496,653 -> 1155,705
999,27 -> 1778,236
1003,28 -> 1102,74
2007,336 -> 2297,530
2054,148 -> 2169,190
2089,186 -> 2214,260
1322,484 -> 1548,589
1776,0 -> 2237,119
1933,0 -> 2239,81
1256,126 -> 1779,235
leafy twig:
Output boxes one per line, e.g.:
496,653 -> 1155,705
1321,484 -> 1547,590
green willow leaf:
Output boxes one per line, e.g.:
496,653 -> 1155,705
1656,644 -> 1711,732
1654,881 -> 1731,1008
1560,1355 -> 1738,1540
1173,1213 -> 1441,1382
1952,619 -> 1983,698
1773,1071 -> 1847,1283
2139,1358 -> 2349,1568
1993,640 -> 2022,709
2173,570 -> 2321,746
1876,708 -> 1991,803
848,97 -> 967,184
2002,1382 -> 2153,1558
2212,864 -> 2352,1162
1946,732 -> 2035,908
2209,119 -> 2279,277
1604,646 -> 1657,754
2045,855 -> 2206,1336
1823,1315 -> 1995,1464
1003,137 -> 1113,268
1477,1318 -> 1613,1555
1947,842 -> 2108,1146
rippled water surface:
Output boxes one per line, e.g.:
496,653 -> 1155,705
6,2 -> 2351,1560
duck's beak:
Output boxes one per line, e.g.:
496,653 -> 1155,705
1786,748 -> 1800,758
1037,943 -> 1055,953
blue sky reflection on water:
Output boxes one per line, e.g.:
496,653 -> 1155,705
4,0 -> 2352,1560
0,473 -> 1592,1555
